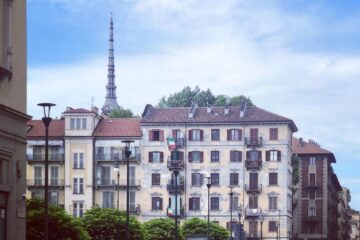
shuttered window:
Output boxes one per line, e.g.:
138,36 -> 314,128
210,197 -> 220,210
210,173 -> 219,186
230,151 -> 242,162
269,173 -> 278,185
269,128 -> 278,140
152,197 -> 163,210
189,197 -> 200,211
152,173 -> 161,186
230,173 -> 239,186
211,151 -> 220,162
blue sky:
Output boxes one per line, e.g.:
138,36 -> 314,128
27,0 -> 360,209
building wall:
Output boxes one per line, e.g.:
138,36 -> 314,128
0,1 -> 29,239
139,123 -> 293,239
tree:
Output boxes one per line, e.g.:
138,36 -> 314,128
82,207 -> 145,240
157,86 -> 252,108
144,218 -> 183,240
108,107 -> 134,118
26,198 -> 90,240
181,218 -> 229,240
291,155 -> 300,194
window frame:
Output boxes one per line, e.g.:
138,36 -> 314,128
210,173 -> 220,186
269,128 -> 278,140
211,129 -> 220,141
269,172 -> 278,186
152,173 -> 161,186
210,196 -> 220,211
211,150 -> 220,163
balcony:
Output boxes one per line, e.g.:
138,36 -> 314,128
245,137 -> 263,148
306,184 -> 317,190
167,160 -> 184,171
118,204 -> 141,215
167,206 -> 185,218
27,179 -> 65,189
245,160 -> 262,170
95,153 -> 141,164
167,137 -> 185,150
167,180 -> 185,194
245,184 -> 262,193
96,179 -> 141,190
27,153 -> 64,164
245,208 -> 262,218
306,215 -> 320,222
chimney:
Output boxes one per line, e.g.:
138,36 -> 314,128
91,106 -> 99,114
189,102 -> 198,118
66,107 -> 72,111
224,98 -> 231,116
207,106 -> 212,114
240,102 -> 247,118
299,137 -> 303,146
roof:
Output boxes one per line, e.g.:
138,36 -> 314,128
141,104 -> 298,132
93,118 -> 141,137
62,107 -> 94,114
27,119 -> 65,138
292,137 -> 336,162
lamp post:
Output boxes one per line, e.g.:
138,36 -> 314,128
38,103 -> 55,240
205,176 -> 212,240
174,169 -> 179,240
238,204 -> 243,240
113,154 -> 120,210
122,140 -> 134,240
229,186 -> 234,240
260,213 -> 264,240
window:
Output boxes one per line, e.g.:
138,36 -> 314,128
210,197 -> 220,210
230,173 -> 239,186
49,192 -> 58,206
149,130 -> 164,141
152,197 -> 162,210
73,178 -> 84,194
102,192 -> 114,208
247,150 -> 262,161
269,221 -> 277,232
70,118 -> 86,130
309,157 -> 316,165
249,195 -> 258,209
152,173 -> 161,186
269,128 -> 278,140
269,196 -> 277,210
189,197 -> 200,211
34,166 -> 42,185
50,166 -> 59,186
101,166 -> 111,185
82,118 -> 87,129
266,150 -> 281,161
229,196 -> 238,211
308,207 -> 316,216
188,151 -> 203,163
210,173 -> 219,186
250,128 -> 258,142
76,118 -> 81,129
73,202 -> 84,218
211,129 -> 220,141
308,224 -> 316,234
309,190 -> 316,199
149,151 -> 163,163
191,173 -> 203,186
230,150 -> 242,162
172,129 -> 182,138
269,173 -> 278,185
227,129 -> 242,141
73,153 -> 84,169
189,129 -> 203,141
249,221 -> 258,236
171,151 -> 183,161
309,173 -> 316,186
211,151 -> 220,162
70,118 -> 75,129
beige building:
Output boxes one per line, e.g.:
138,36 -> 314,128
0,0 -> 30,239
139,104 -> 297,239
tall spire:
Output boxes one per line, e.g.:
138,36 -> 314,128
102,14 -> 120,115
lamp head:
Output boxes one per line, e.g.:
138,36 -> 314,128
37,103 -> 56,118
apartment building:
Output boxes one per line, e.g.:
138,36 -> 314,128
26,119 -> 65,207
349,209 -> 359,240
0,0 -> 30,239
140,103 -> 297,239
292,137 -> 342,240
338,187 -> 351,240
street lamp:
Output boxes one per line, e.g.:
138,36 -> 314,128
122,140 -> 134,240
38,102 -> 55,240
260,213 -> 264,240
205,176 -> 212,240
238,204 -> 243,240
229,186 -> 234,240
113,154 -> 120,210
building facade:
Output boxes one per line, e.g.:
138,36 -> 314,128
0,0 -> 30,239
349,209 -> 360,240
338,187 -> 351,240
139,104 -> 297,239
292,138 -> 342,240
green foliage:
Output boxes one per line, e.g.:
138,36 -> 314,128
26,198 -> 90,240
157,86 -> 253,108
181,218 -> 229,240
82,207 -> 144,240
144,218 -> 183,240
108,107 -> 134,118
291,155 -> 301,193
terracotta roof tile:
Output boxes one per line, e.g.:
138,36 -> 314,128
27,119 -> 64,138
62,108 -> 93,114
141,105 -> 298,131
94,118 -> 141,137
292,137 -> 336,162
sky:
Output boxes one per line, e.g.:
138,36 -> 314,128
27,0 -> 360,209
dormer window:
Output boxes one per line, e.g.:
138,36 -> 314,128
70,118 -> 87,130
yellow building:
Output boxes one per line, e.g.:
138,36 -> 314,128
140,103 -> 297,239
0,0 -> 30,239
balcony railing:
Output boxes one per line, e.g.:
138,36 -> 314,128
307,215 -> 320,222
245,208 -> 262,218
167,206 -> 185,218
118,204 -> 141,215
245,137 -> 263,147
27,179 -> 65,188
167,180 -> 185,194
167,160 -> 184,171
96,179 -> 141,189
27,154 -> 64,162
245,184 -> 262,193
245,160 -> 262,170
95,153 -> 141,163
